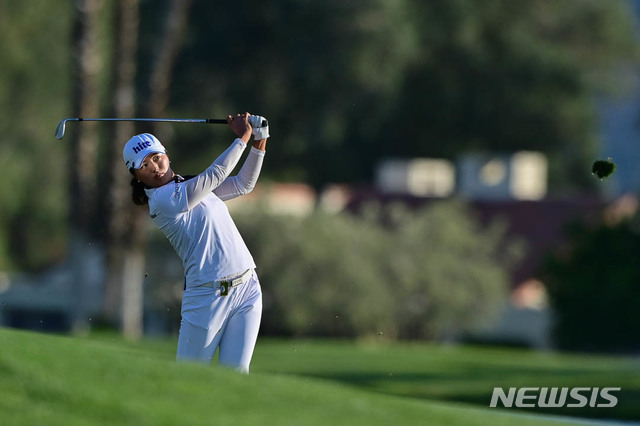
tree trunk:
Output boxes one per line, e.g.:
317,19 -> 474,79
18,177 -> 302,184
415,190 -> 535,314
103,0 -> 141,339
69,0 -> 104,334
146,0 -> 194,119
103,0 -> 193,340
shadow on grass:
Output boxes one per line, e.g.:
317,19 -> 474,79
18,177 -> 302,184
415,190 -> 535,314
286,367 -> 640,422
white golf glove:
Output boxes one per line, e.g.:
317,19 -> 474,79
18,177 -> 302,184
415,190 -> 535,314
249,115 -> 269,140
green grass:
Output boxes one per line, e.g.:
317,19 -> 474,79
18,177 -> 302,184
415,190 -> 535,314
1,328 -> 638,426
254,339 -> 640,422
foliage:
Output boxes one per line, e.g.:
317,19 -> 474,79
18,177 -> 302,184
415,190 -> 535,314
1,1 -> 639,277
234,199 -> 519,340
543,212 -> 640,353
0,2 -> 74,270
166,0 -> 639,192
376,0 -> 639,191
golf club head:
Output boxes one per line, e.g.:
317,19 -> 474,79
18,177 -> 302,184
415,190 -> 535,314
55,120 -> 66,140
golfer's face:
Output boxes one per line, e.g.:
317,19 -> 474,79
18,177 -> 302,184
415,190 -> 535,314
134,152 -> 173,187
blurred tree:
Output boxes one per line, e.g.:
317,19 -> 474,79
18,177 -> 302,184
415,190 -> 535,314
101,0 -> 193,339
230,199 -> 518,340
376,0 -> 640,192
103,0 -> 142,338
379,202 -> 517,339
1,0 -> 638,343
0,2 -> 73,270
3,0 -> 637,273
164,0 -> 638,193
166,0 -> 420,184
543,212 -> 640,353
69,0 -> 107,333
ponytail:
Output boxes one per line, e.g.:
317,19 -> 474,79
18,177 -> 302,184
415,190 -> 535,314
130,177 -> 149,205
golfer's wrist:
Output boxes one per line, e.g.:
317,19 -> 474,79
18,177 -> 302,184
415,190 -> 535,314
240,130 -> 252,144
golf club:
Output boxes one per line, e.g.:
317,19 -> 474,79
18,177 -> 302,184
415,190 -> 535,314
55,116 -> 268,140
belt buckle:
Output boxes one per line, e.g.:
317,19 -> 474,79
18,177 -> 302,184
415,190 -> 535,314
220,280 -> 230,296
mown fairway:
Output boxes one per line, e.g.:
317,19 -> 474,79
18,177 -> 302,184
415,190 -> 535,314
253,339 -> 640,422
1,328 -> 638,425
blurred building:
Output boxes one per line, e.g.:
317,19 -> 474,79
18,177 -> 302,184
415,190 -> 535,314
375,159 -> 456,197
457,152 -> 547,201
0,248 -> 104,332
375,151 -> 548,201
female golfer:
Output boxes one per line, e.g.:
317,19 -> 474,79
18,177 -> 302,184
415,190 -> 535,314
123,112 -> 268,373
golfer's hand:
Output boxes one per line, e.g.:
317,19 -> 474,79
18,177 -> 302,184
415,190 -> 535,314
227,112 -> 252,143
250,115 -> 269,141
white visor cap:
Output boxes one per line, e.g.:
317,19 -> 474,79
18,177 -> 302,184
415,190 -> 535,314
123,133 -> 166,170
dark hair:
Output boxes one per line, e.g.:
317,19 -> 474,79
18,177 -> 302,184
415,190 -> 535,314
130,176 -> 149,205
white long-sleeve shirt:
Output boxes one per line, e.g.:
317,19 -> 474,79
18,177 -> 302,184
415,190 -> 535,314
145,138 -> 264,287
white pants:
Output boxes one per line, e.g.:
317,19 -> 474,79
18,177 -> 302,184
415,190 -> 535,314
176,270 -> 262,373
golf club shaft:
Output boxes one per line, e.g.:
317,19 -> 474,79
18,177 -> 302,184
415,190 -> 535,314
55,117 -> 229,140
65,118 -> 227,124
73,117 -> 226,124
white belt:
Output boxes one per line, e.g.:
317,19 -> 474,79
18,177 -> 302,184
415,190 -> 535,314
218,269 -> 253,287
198,269 -> 253,295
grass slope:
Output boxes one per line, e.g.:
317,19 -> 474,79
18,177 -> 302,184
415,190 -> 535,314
0,328 -> 633,426
252,340 -> 640,422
